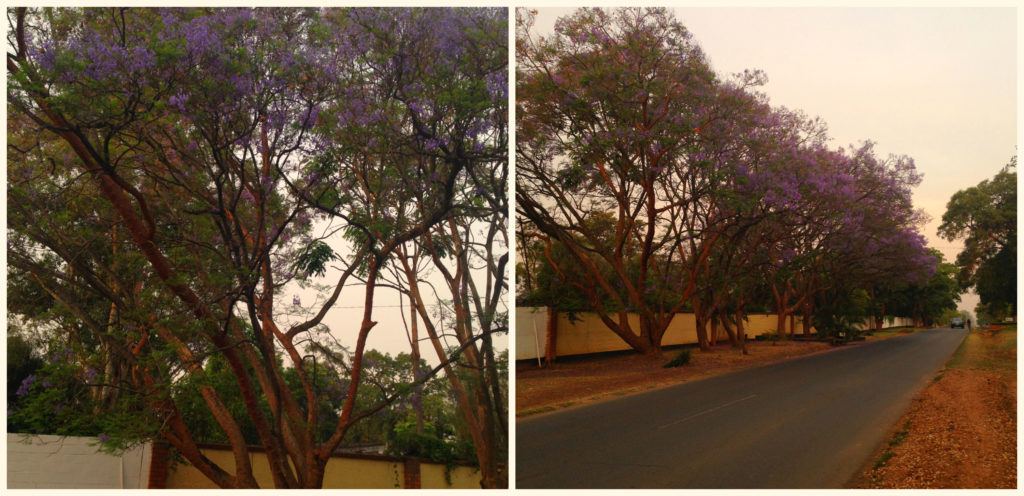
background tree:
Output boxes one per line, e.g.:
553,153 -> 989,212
938,156 -> 1016,319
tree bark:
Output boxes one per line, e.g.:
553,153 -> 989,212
544,306 -> 558,367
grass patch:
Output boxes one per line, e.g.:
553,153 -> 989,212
947,325 -> 1016,372
873,450 -> 895,469
663,349 -> 691,368
889,421 -> 911,447
873,421 -> 911,470
517,404 -> 562,417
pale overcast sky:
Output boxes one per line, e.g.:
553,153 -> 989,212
286,219 -> 508,365
528,7 -> 1018,314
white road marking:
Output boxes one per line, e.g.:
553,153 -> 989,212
658,394 -> 758,429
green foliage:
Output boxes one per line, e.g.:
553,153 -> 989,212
888,421 -> 911,447
663,349 -> 691,368
870,250 -> 960,327
8,346 -> 160,453
7,334 -> 43,429
292,240 -> 338,279
389,418 -> 472,484
975,301 -> 1013,325
939,156 -> 1016,313
873,450 -> 895,470
815,288 -> 871,339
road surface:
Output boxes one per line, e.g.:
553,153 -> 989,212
516,328 -> 967,488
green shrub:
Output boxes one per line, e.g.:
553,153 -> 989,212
663,349 -> 691,368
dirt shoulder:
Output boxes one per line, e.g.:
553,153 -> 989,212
849,326 -> 1017,489
517,339 -> 838,417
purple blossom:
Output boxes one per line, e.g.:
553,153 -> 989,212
168,92 -> 188,113
267,109 -> 287,130
486,71 -> 507,101
126,46 -> 156,73
184,18 -> 221,55
98,433 -> 111,444
229,74 -> 252,95
33,40 -> 57,71
467,119 -> 489,140
16,375 -> 36,397
301,105 -> 320,130
424,138 -> 443,152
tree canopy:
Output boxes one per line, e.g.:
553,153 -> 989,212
516,7 -> 937,354
938,156 -> 1016,320
8,7 -> 507,488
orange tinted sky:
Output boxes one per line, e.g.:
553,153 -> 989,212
528,7 -> 1018,313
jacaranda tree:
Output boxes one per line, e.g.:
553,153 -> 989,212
516,7 -> 937,354
8,7 -> 507,488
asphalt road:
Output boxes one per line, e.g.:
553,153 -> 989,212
516,328 -> 967,488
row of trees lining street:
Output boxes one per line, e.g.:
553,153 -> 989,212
8,7 -> 507,488
515,8 -> 958,356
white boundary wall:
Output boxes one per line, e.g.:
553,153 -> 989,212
516,306 -> 915,360
7,434 -> 152,489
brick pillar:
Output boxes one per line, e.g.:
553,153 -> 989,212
402,458 -> 421,489
147,442 -> 170,488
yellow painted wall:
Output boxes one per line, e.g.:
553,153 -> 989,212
421,463 -> 481,489
516,307 -> 915,360
166,448 -> 479,489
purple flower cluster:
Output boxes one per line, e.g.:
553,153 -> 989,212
16,375 -> 36,397
486,71 -> 508,101
168,92 -> 189,113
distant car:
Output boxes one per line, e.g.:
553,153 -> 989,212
950,318 -> 964,329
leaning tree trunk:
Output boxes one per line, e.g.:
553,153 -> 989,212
719,312 -> 739,348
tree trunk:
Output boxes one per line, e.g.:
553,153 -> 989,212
735,309 -> 749,355
694,308 -> 710,352
720,313 -> 739,348
639,313 -> 667,356
709,313 -> 719,347
802,303 -> 813,336
410,297 -> 423,435
775,310 -> 787,343
544,306 -> 558,367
